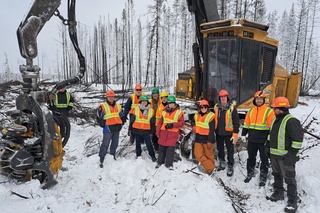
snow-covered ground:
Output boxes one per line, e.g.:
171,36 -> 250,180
1,93 -> 320,213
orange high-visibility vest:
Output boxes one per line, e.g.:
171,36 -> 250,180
214,104 -> 234,131
100,102 -> 122,126
129,94 -> 141,114
149,98 -> 161,108
194,112 -> 215,135
155,103 -> 166,126
160,109 -> 184,132
132,107 -> 154,130
243,104 -> 274,131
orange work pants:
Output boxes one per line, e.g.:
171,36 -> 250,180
194,142 -> 215,174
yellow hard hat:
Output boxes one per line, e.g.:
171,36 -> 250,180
160,91 -> 169,98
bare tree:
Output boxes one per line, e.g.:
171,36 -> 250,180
136,18 -> 143,84
253,0 -> 266,23
292,0 -> 307,73
303,0 -> 320,90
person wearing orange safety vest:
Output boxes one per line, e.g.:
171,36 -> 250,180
130,95 -> 156,162
214,89 -> 240,177
150,87 -> 161,151
156,95 -> 184,170
97,90 -> 123,168
266,97 -> 303,213
155,91 -> 169,126
242,91 -> 275,186
154,91 -> 169,152
122,84 -> 143,145
55,87 -> 74,117
191,99 -> 216,175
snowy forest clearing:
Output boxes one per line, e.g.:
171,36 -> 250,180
1,93 -> 320,213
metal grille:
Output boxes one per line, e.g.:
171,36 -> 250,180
261,47 -> 276,83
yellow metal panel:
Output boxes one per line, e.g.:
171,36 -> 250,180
286,72 -> 302,108
274,63 -> 289,77
273,77 -> 288,97
176,79 -> 189,98
201,20 -> 278,47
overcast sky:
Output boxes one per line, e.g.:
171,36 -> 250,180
0,0 -> 318,73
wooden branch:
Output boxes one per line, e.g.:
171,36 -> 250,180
10,190 -> 29,199
151,189 -> 166,206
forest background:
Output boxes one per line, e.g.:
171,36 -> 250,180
0,0 -> 319,95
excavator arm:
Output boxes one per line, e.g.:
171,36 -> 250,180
186,0 -> 220,100
0,0 -> 85,189
17,0 -> 61,60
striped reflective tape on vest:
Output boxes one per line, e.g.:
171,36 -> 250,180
245,107 -> 272,130
56,92 -> 71,108
270,114 -> 294,156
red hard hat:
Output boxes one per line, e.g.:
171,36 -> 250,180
199,99 -> 209,106
254,90 -> 266,98
135,84 -> 142,90
105,90 -> 115,97
271,97 -> 290,108
219,89 -> 229,97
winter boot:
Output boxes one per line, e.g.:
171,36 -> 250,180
244,172 -> 254,183
284,199 -> 297,213
155,163 -> 161,169
268,188 -> 284,202
227,165 -> 234,177
99,158 -> 104,168
151,156 -> 157,162
259,173 -> 267,187
217,160 -> 226,171
166,165 -> 174,170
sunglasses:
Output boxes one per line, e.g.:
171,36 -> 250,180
136,89 -> 142,91
200,106 -> 208,109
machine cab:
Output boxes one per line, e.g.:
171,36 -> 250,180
201,19 -> 278,108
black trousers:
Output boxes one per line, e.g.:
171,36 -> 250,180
216,135 -> 234,166
246,142 -> 269,175
157,145 -> 175,167
151,133 -> 159,151
271,157 -> 297,201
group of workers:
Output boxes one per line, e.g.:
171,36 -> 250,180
96,84 -> 184,171
192,89 -> 302,213
92,84 -> 302,213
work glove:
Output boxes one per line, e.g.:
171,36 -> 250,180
128,130 -> 131,136
283,150 -> 299,167
165,123 -> 174,130
207,142 -> 214,150
192,126 -> 196,134
230,133 -> 238,144
264,140 -> 271,158
241,136 -> 247,143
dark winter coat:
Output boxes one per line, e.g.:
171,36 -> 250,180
215,102 -> 240,136
269,111 -> 303,159
56,90 -> 74,117
156,105 -> 185,147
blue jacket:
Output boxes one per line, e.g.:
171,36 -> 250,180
122,96 -> 133,119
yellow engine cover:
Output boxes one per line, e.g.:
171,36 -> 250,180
50,123 -> 65,175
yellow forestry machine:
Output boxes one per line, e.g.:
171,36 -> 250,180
176,0 -> 302,116
0,0 -> 85,188
176,0 -> 302,159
